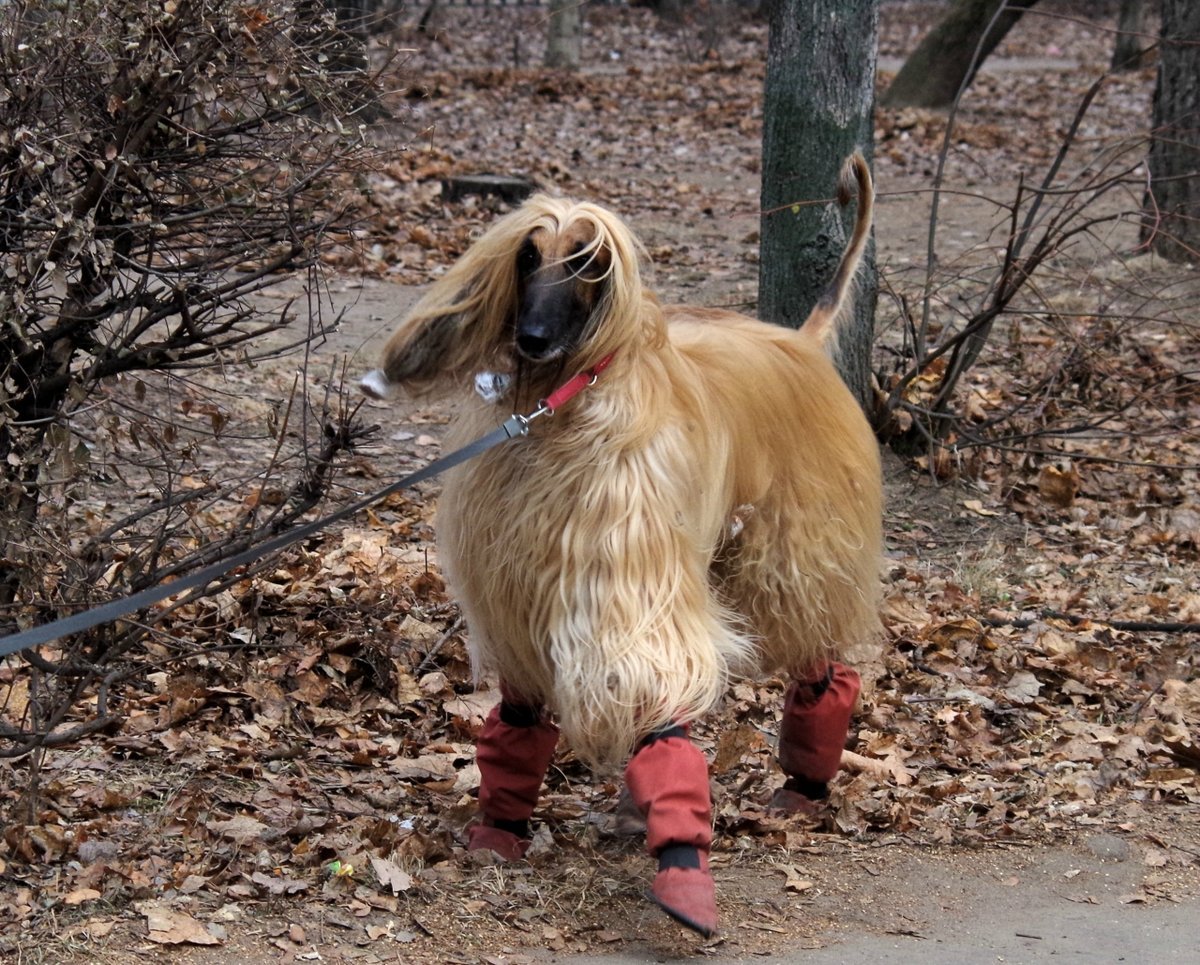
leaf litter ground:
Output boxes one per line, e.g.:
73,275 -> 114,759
2,3 -> 1198,962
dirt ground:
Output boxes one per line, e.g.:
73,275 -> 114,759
18,266 -> 1195,963
2,3 -> 1198,963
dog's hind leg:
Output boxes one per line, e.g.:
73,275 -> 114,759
468,690 -> 559,861
624,725 -> 718,937
770,664 -> 861,814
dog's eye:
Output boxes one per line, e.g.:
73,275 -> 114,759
517,240 -> 540,275
567,241 -> 601,278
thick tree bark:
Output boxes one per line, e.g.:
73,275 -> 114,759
1143,0 -> 1200,262
880,0 -> 1039,110
1111,0 -> 1151,71
759,0 -> 878,409
545,0 -> 583,70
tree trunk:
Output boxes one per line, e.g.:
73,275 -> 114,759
1142,0 -> 1200,262
880,0 -> 1039,110
545,0 -> 583,70
640,0 -> 686,21
1111,0 -> 1150,71
759,0 -> 878,409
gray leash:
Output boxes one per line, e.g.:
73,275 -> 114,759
0,413 -> 535,658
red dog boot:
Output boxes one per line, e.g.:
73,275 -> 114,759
771,663 -> 860,814
625,725 -> 718,938
468,696 -> 559,861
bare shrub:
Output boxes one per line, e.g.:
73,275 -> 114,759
0,0 -> 382,772
875,73 -> 1200,480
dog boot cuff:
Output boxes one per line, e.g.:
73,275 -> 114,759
624,732 -> 712,855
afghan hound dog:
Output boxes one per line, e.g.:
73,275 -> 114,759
363,154 -> 881,937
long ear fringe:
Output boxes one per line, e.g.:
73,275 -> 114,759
366,196 -> 658,399
372,213 -> 527,396
565,200 -> 663,364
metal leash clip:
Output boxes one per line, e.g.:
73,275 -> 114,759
500,401 -> 551,439
498,354 -> 614,440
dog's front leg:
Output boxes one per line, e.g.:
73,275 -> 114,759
771,663 -> 861,814
468,691 -> 559,861
624,724 -> 718,937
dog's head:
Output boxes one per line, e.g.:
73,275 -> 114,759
368,195 -> 656,398
513,214 -> 614,363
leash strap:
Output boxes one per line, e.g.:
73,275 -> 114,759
0,352 -> 618,658
0,410 -> 537,658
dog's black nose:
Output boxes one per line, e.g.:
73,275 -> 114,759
516,333 -> 554,359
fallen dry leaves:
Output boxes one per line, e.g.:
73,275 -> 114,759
137,901 -> 223,947
1,3 -> 1198,963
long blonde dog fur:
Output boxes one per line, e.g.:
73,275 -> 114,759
366,154 -> 882,766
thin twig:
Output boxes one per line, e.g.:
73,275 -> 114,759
416,616 -> 466,675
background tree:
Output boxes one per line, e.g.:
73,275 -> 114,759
759,0 -> 879,408
1142,0 -> 1199,261
880,0 -> 1040,110
1111,0 -> 1152,71
545,0 -> 584,69
635,0 -> 739,61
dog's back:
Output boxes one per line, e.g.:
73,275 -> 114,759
660,308 -> 882,676
654,152 -> 881,673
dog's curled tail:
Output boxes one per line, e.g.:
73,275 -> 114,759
801,151 -> 874,347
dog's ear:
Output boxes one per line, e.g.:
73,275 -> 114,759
557,202 -> 663,362
363,207 -> 539,397
365,278 -> 506,399
375,306 -> 461,388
